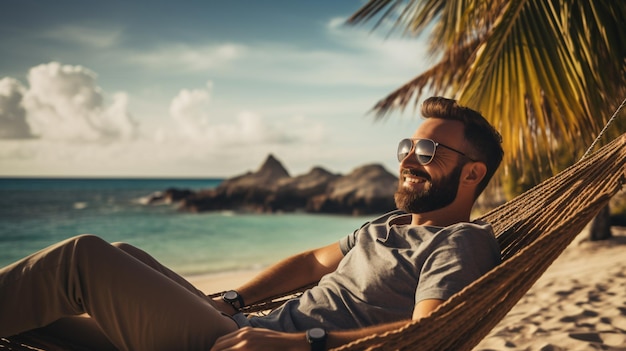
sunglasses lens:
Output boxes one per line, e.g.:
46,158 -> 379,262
414,139 -> 436,165
397,139 -> 413,162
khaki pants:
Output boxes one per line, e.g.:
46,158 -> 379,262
0,234 -> 238,350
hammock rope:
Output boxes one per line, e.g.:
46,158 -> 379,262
581,96 -> 626,159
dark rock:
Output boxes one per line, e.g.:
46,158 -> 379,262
268,167 -> 341,212
220,154 -> 290,191
164,188 -> 195,202
181,154 -> 291,213
165,154 -> 398,215
308,164 -> 398,215
145,188 -> 195,204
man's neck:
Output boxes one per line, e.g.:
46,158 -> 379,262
409,209 -> 471,227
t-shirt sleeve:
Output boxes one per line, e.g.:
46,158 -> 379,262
415,227 -> 500,303
338,219 -> 373,255
339,230 -> 357,255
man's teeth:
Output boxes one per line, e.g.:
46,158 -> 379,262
405,176 -> 426,184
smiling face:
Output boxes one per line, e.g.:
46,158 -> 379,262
395,161 -> 465,213
395,118 -> 470,214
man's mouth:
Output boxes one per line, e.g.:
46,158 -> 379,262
401,169 -> 430,187
404,175 -> 427,184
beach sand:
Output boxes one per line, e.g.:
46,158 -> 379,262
187,227 -> 626,351
188,270 -> 261,296
475,227 -> 626,351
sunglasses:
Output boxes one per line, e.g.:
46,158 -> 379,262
397,138 -> 476,165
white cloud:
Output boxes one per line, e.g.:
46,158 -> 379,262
0,62 -> 335,177
208,110 -> 295,145
22,62 -> 137,141
128,43 -> 246,71
327,17 -> 347,30
0,77 -> 35,139
167,83 -> 313,146
113,17 -> 427,89
131,39 -> 421,89
45,25 -> 122,49
255,26 -> 425,87
169,84 -> 212,139
325,16 -> 431,72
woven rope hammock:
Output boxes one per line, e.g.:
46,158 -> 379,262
2,133 -> 625,351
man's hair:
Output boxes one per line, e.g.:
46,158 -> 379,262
421,96 -> 503,197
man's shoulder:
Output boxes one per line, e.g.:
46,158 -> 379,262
418,220 -> 496,248
440,219 -> 494,235
432,220 -> 500,253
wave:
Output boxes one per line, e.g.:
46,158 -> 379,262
73,202 -> 88,210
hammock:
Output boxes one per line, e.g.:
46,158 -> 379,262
2,133 -> 625,351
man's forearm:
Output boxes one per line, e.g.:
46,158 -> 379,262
235,242 -> 342,306
325,298 -> 442,349
210,321 -> 415,351
235,252 -> 321,305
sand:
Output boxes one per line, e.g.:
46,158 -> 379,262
188,269 -> 261,295
475,228 -> 626,351
187,228 -> 626,351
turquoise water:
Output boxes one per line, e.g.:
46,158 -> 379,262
0,178 -> 371,276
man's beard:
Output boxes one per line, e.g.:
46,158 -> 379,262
394,163 -> 464,214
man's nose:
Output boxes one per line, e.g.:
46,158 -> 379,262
399,150 -> 421,168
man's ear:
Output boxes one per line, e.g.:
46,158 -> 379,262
462,162 -> 487,186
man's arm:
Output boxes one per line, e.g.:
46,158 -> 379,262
325,298 -> 444,348
215,242 -> 344,311
210,299 -> 444,350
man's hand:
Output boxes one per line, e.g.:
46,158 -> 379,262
210,327 -> 307,351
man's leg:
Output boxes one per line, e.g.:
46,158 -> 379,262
0,234 -> 238,350
30,315 -> 119,351
111,241 -> 208,298
17,240 -> 222,351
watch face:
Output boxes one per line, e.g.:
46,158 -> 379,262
224,290 -> 238,301
308,328 -> 326,340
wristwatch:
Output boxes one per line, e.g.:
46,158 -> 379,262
306,327 -> 327,351
222,290 -> 245,310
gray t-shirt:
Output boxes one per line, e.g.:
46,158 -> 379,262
246,211 -> 501,332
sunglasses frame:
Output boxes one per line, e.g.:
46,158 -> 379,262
397,138 -> 477,165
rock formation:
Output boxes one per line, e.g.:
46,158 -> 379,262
154,154 -> 398,215
307,164 -> 398,215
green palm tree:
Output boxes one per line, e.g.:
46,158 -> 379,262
348,0 -> 626,239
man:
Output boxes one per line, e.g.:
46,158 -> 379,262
0,96 -> 503,351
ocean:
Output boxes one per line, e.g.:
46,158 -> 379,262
0,178 -> 371,276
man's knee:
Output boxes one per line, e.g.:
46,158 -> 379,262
68,234 -> 110,254
110,241 -> 146,262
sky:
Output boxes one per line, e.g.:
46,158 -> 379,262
0,0 -> 434,178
